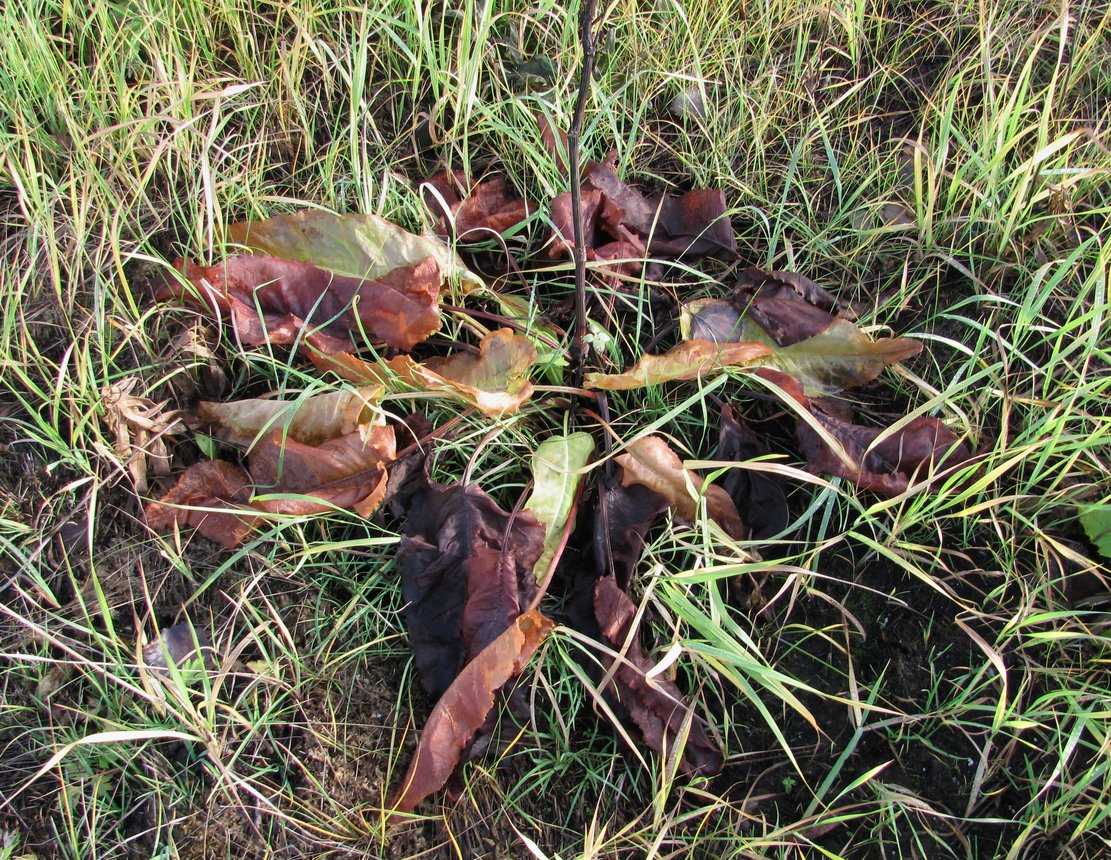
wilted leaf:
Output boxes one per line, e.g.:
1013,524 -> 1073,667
524,432 -> 595,581
593,575 -> 722,777
684,299 -> 921,396
145,460 -> 258,548
550,155 -> 736,262
146,415 -> 395,545
248,420 -> 395,517
616,436 -> 745,540
732,267 -> 852,345
388,610 -> 554,816
424,171 -> 533,239
101,378 -> 184,494
717,404 -> 789,540
228,209 -> 484,292
397,477 -> 545,698
158,255 -> 441,353
312,329 -> 537,417
584,340 -> 771,390
198,386 -> 383,447
594,475 -> 668,589
758,368 -> 973,496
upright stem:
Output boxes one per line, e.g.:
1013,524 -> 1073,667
568,0 -> 597,392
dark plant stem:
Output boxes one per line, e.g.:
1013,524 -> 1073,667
568,0 -> 598,392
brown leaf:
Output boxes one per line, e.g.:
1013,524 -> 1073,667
584,340 -> 772,390
717,404 -> 789,540
388,610 -> 554,817
397,478 -> 545,698
549,157 -> 736,262
156,255 -> 441,353
615,436 -> 745,540
145,461 -> 258,548
593,475 -> 668,590
424,171 -> 533,239
248,421 -> 395,517
757,368 -> 973,496
731,267 -> 852,346
798,412 -> 973,496
197,386 -> 383,447
593,576 -> 722,777
311,329 -> 536,417
101,378 -> 185,494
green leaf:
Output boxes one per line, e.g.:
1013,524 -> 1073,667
227,210 -> 484,293
523,432 -> 595,581
1079,505 -> 1111,560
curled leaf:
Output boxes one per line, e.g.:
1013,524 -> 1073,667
584,340 -> 771,390
198,386 -> 383,447
158,255 -> 442,353
388,610 -> 554,817
312,329 -> 537,417
397,478 -> 545,698
424,171 -> 533,239
145,460 -> 258,548
594,576 -> 722,777
616,436 -> 745,540
758,368 -> 973,496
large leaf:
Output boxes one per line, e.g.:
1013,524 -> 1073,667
158,255 -> 442,353
146,414 -> 395,545
248,421 -> 395,517
228,209 -> 484,292
145,461 -> 258,548
717,403 -> 789,540
396,477 -> 545,698
423,171 -> 533,239
311,329 -> 537,416
615,436 -> 745,540
758,368 -> 973,496
524,432 -> 595,581
593,475 -> 668,590
684,299 -> 921,396
593,575 -> 722,777
550,158 -> 737,261
197,386 -> 383,447
584,340 -> 771,390
388,610 -> 554,817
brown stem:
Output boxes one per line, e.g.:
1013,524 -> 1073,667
568,0 -> 598,392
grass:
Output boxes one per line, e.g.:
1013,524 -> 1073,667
1,0 -> 1110,857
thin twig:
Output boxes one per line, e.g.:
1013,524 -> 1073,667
568,0 -> 598,392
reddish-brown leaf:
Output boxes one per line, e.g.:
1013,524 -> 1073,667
388,610 -> 554,817
593,576 -> 722,777
757,368 -> 973,496
549,156 -> 736,262
731,267 -> 850,346
615,436 -> 745,540
145,461 -> 258,548
248,422 -> 395,517
156,255 -> 441,353
424,171 -> 532,239
397,478 -> 545,698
